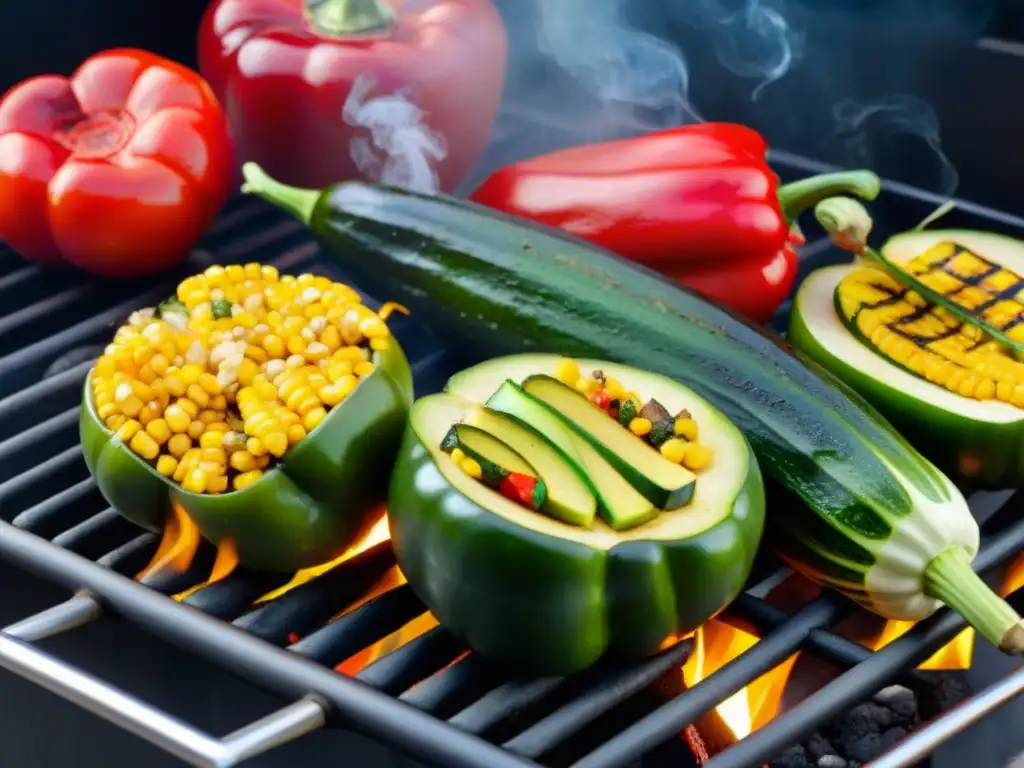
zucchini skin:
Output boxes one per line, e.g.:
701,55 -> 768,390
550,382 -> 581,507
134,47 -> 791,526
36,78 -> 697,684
387,418 -> 765,675
309,182 -> 952,544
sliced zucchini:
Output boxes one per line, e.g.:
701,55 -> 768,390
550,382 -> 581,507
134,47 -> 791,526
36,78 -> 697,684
521,375 -> 696,510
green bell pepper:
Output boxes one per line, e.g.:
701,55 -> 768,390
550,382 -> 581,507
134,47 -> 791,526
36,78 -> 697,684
386,354 -> 766,676
80,340 -> 414,572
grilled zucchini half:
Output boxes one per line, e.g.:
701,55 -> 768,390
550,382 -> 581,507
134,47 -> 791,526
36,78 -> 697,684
790,229 -> 1024,488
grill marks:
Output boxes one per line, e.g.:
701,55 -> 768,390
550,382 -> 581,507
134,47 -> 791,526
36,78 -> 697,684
834,242 -> 1024,406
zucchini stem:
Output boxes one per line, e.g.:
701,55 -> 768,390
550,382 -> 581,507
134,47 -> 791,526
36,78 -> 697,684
777,170 -> 881,228
240,163 -> 320,226
923,546 -> 1023,655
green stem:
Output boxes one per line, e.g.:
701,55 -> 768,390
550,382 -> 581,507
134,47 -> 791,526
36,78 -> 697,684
240,162 -> 320,226
303,0 -> 395,36
923,546 -> 1024,655
777,170 -> 881,227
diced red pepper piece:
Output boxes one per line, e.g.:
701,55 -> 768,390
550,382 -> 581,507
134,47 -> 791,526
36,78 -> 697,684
499,472 -> 540,510
589,389 -> 612,411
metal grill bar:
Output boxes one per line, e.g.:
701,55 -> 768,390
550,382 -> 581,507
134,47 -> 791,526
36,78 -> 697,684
0,520 -> 542,768
0,632 -> 328,768
865,664 -> 1024,768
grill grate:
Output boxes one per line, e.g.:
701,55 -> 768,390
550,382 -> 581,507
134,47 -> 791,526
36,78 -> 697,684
0,157 -> 1022,768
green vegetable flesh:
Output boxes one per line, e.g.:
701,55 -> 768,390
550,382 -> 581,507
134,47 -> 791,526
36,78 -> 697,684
465,407 -> 597,527
80,341 -> 414,572
440,423 -> 548,510
386,355 -> 764,675
521,375 -> 696,511
485,380 -> 655,530
242,165 -> 1024,656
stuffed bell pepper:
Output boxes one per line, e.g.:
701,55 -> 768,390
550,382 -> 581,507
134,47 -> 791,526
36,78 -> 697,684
387,353 -> 765,676
81,263 -> 413,571
790,198 -> 1024,488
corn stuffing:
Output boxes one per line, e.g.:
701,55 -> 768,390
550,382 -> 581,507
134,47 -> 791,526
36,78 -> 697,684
89,264 -> 406,494
836,242 -> 1024,408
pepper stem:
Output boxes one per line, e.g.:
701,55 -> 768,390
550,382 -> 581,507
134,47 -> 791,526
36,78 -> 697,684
777,170 -> 881,228
303,0 -> 395,36
240,162 -> 320,226
923,546 -> 1024,655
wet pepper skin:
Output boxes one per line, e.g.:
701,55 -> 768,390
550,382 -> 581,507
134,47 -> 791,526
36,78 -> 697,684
471,123 -> 879,324
0,49 -> 234,277
197,0 -> 506,192
80,341 -> 413,572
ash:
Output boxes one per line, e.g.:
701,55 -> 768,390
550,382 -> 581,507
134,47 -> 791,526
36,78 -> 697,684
770,673 -> 970,768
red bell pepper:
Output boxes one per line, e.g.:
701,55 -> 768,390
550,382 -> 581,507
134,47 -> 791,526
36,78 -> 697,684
470,123 -> 881,324
0,49 -> 234,278
198,0 -> 506,192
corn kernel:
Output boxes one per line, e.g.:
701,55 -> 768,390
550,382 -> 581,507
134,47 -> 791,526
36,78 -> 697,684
199,431 -> 224,449
138,401 -> 161,425
461,457 -> 483,479
188,420 -> 206,439
682,443 -> 713,471
304,407 -> 327,432
97,402 -> 117,420
264,431 -> 289,457
287,424 -> 307,443
146,419 -> 171,444
106,414 -> 127,431
327,361 -> 353,382
450,448 -> 466,465
200,447 -> 226,465
180,364 -> 204,386
182,468 -> 208,493
659,438 -> 688,464
207,474 -> 229,494
167,434 -> 192,458
163,374 -> 186,397
629,417 -> 652,437
115,419 -> 142,442
129,430 -> 160,460
120,395 -> 144,417
674,418 -> 699,441
230,451 -> 256,473
246,437 -> 267,456
237,358 -> 260,387
354,361 -> 376,377
198,373 -> 221,395
185,384 -> 210,408
156,455 -> 178,477
234,470 -> 263,490
176,398 -> 200,418
554,359 -> 581,386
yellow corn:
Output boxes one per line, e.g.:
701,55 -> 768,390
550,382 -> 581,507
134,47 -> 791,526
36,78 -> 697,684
659,438 -> 688,465
682,443 -> 713,471
629,418 -> 652,437
837,256 -> 1024,405
89,266 -> 397,493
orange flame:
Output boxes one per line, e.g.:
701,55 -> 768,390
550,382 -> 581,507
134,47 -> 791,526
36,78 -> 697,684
137,502 -> 202,581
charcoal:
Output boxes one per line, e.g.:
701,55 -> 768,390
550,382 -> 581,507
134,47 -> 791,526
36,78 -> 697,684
846,734 -> 885,764
807,733 -> 835,760
770,675 -> 966,768
873,685 -> 917,724
775,745 -> 814,768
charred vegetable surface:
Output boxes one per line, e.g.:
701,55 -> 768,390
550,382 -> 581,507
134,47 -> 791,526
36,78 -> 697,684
791,200 -> 1024,489
243,164 -> 1024,657
388,354 -> 764,675
80,264 -> 413,571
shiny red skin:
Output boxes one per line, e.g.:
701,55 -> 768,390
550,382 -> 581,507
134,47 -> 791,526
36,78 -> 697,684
197,0 -> 507,192
0,49 -> 234,278
470,123 -> 799,325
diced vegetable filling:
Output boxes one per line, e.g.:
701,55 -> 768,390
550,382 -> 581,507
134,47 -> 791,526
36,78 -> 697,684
89,263 -> 404,494
439,357 -> 713,525
552,359 -> 713,472
836,245 -> 1024,408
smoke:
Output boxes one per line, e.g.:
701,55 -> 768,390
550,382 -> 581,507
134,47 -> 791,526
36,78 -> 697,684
833,96 -> 959,197
342,74 -> 448,195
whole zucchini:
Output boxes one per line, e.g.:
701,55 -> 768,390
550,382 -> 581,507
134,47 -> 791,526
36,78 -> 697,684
241,163 -> 1024,655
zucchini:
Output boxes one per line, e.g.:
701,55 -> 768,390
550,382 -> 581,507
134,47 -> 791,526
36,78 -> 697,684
791,200 -> 1024,489
241,163 -> 1024,655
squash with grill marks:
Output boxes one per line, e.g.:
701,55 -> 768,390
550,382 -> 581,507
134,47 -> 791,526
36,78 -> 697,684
791,224 -> 1024,489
